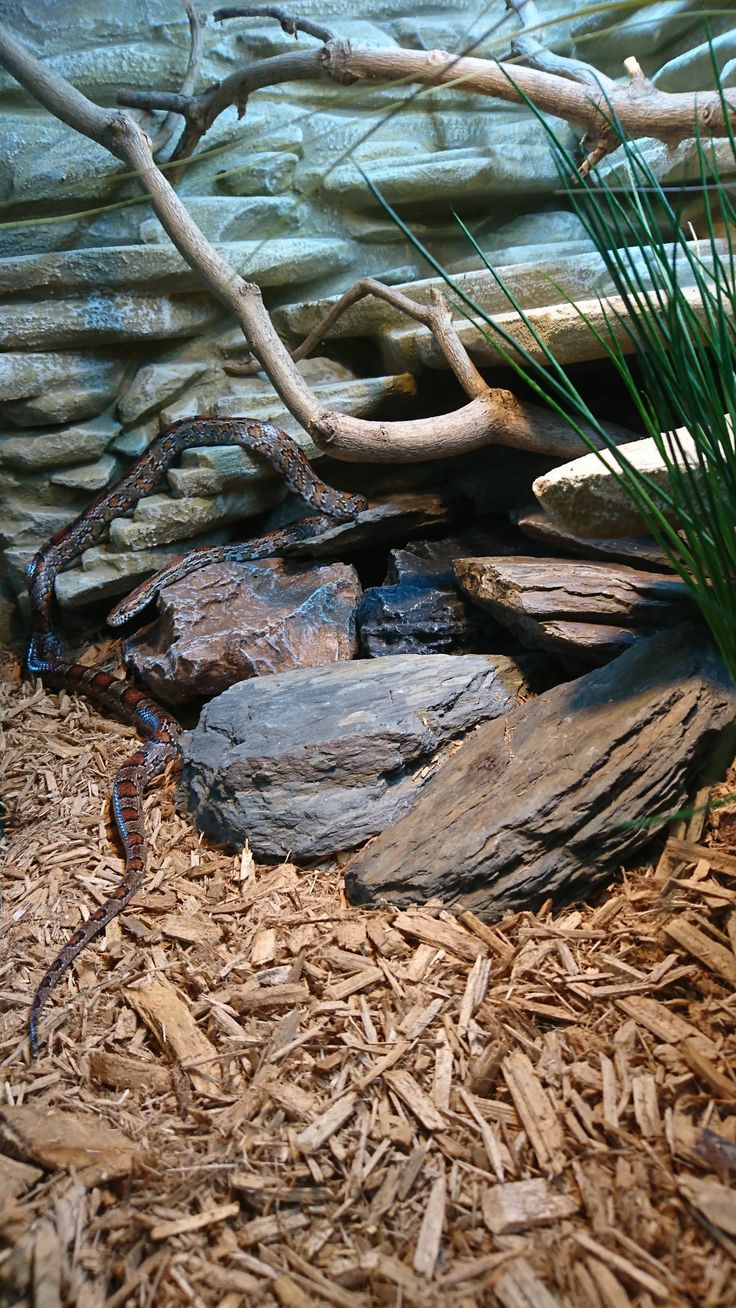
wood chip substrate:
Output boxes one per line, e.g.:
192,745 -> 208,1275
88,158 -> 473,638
1,647 -> 735,1306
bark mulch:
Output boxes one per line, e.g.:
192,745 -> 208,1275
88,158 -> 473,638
1,646 -> 735,1307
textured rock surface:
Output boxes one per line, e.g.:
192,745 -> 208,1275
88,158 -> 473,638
125,558 -> 362,704
454,556 -> 693,663
180,653 -> 529,860
532,433 -> 706,538
345,628 -> 736,914
1,1 -> 731,609
48,491 -> 459,612
0,416 -> 119,471
0,350 -> 124,426
514,508 -> 672,571
357,530 -> 519,657
357,574 -> 480,657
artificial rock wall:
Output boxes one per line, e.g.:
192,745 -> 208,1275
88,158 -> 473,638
1,0 -> 734,635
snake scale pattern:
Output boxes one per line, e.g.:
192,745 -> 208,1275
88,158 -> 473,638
26,416 -> 366,1054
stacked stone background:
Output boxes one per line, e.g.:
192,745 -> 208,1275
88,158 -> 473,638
1,0 -> 733,637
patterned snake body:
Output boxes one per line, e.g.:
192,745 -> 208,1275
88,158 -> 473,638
26,417 -> 366,1054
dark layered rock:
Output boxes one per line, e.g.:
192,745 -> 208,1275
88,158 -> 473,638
180,653 -> 530,860
124,558 -> 362,704
454,556 -> 693,663
356,525 -> 537,657
514,508 -> 672,572
345,628 -> 736,915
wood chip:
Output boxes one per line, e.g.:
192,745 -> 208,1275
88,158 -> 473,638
412,1165 -> 446,1278
87,1049 -> 172,1094
573,1233 -> 670,1299
482,1178 -> 579,1233
502,1050 -> 566,1174
678,1175 -> 736,1236
125,976 -> 221,1096
494,1256 -> 561,1307
383,1069 -> 447,1132
0,1153 -> 43,1206
150,1202 -> 240,1241
0,1105 -> 140,1185
296,1093 -> 357,1153
662,917 -> 736,985
631,1073 -> 662,1138
392,910 -> 487,962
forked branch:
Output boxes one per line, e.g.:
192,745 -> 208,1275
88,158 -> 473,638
0,18 -> 648,466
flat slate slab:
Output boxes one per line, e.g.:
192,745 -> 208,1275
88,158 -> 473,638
514,509 -> 672,572
454,556 -> 693,663
180,653 -> 529,860
344,627 -> 736,916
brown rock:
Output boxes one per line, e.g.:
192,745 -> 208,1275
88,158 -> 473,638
454,555 -> 693,663
124,557 -> 361,704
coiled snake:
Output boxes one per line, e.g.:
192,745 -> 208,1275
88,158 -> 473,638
26,416 -> 366,1054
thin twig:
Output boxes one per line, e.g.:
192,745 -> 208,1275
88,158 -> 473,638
213,6 -> 336,44
505,0 -> 616,91
151,0 -> 207,158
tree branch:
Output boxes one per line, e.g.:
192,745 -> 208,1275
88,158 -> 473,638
151,0 -> 207,158
0,19 -> 639,469
505,0 -> 616,91
213,5 -> 337,44
116,31 -> 736,165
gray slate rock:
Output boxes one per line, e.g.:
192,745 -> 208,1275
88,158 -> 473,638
0,416 -> 119,471
181,653 -> 529,861
0,293 -> 219,350
345,628 -> 736,915
357,534 -> 518,657
514,508 -> 672,572
125,558 -> 362,705
0,351 -> 124,426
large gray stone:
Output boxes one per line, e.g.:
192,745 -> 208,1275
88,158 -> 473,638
49,453 -> 124,494
0,238 -> 357,295
345,628 -> 736,915
52,531 -> 231,609
0,294 -> 219,350
0,499 -> 84,551
532,432 -> 706,538
454,556 -> 693,663
0,350 -> 124,426
116,363 -> 214,426
181,652 -> 529,860
0,415 -> 119,471
107,482 -> 286,551
514,508 -> 672,572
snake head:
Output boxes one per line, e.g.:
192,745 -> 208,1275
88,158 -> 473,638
332,491 -> 369,521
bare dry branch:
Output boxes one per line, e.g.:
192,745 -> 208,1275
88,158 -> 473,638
151,0 -> 207,158
119,49 -> 327,164
116,33 -> 736,165
214,6 -> 337,44
505,0 -> 616,91
229,279 -> 491,400
0,19 -> 636,468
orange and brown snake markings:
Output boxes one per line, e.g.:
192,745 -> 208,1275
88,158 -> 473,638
26,416 -> 367,1055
